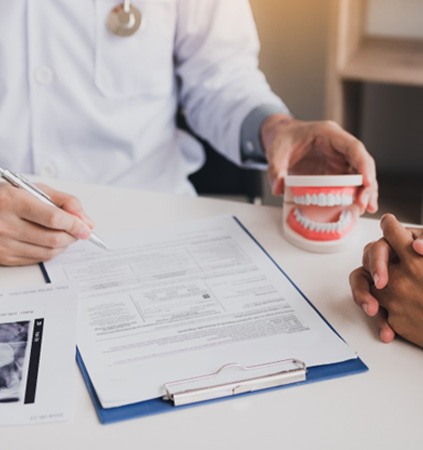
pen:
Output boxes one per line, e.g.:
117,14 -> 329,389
0,166 -> 109,251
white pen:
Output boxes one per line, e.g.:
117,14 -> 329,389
0,166 -> 109,251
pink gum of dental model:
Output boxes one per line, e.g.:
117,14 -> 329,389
282,174 -> 363,253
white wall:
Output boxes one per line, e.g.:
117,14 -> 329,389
366,0 -> 423,39
249,0 -> 331,120
249,0 -> 331,205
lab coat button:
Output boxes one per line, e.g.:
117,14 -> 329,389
245,141 -> 255,153
34,66 -> 54,85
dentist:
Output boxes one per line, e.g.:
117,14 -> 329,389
0,0 -> 378,265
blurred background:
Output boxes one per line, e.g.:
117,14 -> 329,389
246,0 -> 423,224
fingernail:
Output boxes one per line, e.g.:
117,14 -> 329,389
76,224 -> 91,240
373,273 -> 379,288
362,304 -> 369,315
81,213 -> 95,229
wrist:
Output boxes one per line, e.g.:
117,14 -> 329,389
240,105 -> 290,164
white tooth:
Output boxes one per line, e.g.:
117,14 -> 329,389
305,194 -> 312,205
335,194 -> 341,205
341,194 -> 351,206
327,193 -> 336,206
318,193 -> 326,206
312,194 -> 318,205
309,222 -> 316,231
340,210 -> 348,221
331,223 -> 337,232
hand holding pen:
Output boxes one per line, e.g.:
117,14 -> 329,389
0,166 -> 108,266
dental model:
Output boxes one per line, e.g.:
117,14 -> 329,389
282,174 -> 363,253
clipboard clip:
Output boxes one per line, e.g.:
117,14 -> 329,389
163,358 -> 307,406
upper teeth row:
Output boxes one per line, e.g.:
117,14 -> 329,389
293,208 -> 352,233
293,193 -> 353,207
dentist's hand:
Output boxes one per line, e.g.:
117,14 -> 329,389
261,115 -> 378,214
0,183 -> 94,266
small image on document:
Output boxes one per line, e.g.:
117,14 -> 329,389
0,284 -> 78,425
0,321 -> 31,403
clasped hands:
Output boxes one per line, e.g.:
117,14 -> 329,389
350,214 -> 423,348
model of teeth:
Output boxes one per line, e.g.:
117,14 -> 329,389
282,175 -> 363,253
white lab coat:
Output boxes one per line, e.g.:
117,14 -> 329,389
0,0 -> 286,195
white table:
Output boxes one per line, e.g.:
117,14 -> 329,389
1,179 -> 422,450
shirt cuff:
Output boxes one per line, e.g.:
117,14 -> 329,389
240,104 -> 290,164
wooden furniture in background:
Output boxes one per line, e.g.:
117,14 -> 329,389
326,0 -> 423,223
326,0 -> 423,134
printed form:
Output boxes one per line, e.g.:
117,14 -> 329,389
45,216 -> 358,408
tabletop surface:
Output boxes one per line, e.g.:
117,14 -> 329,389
1,178 -> 422,450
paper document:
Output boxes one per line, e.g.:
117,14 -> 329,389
0,284 -> 78,425
45,216 -> 358,408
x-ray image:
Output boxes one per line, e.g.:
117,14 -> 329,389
0,321 -> 30,403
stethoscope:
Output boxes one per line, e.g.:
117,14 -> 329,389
108,0 -> 142,37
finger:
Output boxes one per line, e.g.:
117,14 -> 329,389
412,238 -> 423,255
0,237 -> 69,266
362,238 -> 392,289
16,190 -> 92,240
261,115 -> 299,196
349,267 -> 380,316
322,122 -> 378,207
39,184 -> 95,228
266,138 -> 292,196
374,308 -> 396,344
408,227 -> 423,256
356,185 -> 379,215
17,222 -> 76,249
380,214 -> 414,260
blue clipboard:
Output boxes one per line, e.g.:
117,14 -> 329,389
40,216 -> 368,424
75,348 -> 367,424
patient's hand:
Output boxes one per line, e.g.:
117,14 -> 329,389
350,214 -> 423,346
